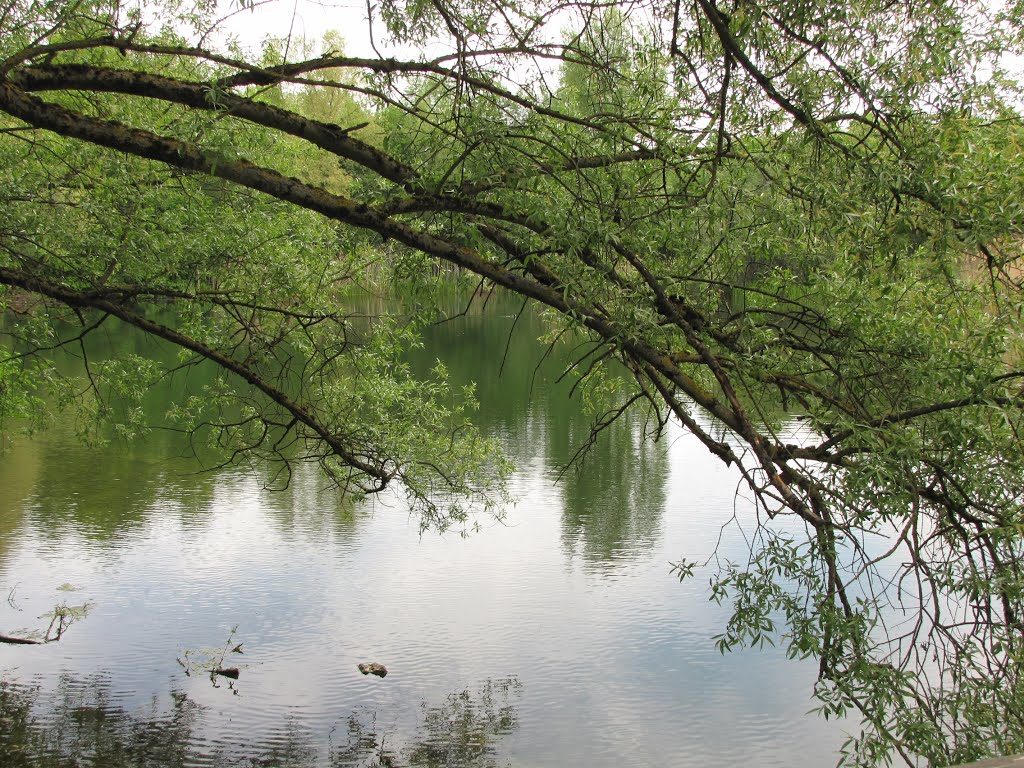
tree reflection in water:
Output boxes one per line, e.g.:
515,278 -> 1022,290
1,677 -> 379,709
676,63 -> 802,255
0,676 -> 521,768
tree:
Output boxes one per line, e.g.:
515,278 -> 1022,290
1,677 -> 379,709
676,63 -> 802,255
1,0 -> 1024,763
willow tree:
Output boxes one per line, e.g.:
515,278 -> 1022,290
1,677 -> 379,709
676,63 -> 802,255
2,0 -> 1024,763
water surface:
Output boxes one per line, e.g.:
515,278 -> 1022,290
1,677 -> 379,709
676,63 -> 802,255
0,300 -> 843,767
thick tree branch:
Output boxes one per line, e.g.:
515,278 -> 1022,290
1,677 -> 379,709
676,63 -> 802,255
0,264 -> 392,483
13,63 -> 418,185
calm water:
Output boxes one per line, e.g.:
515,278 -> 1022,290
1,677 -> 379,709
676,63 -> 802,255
0,300 -> 843,767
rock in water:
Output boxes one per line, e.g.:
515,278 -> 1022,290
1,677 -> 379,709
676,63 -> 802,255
357,662 -> 388,678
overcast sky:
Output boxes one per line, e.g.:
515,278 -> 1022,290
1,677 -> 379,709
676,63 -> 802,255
210,0 -> 434,59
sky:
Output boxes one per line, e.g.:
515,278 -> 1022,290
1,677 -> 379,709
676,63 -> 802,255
208,0 -> 439,59
208,0 -> 1024,81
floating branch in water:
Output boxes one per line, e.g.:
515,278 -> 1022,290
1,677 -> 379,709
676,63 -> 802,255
0,600 -> 92,644
177,625 -> 246,683
0,633 -> 40,645
44,601 -> 91,641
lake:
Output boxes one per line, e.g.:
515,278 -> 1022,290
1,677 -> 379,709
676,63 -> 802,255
0,297 -> 844,767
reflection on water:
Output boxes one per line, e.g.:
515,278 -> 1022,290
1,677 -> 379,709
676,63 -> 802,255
558,422 -> 666,566
0,295 -> 844,766
410,305 -> 670,568
0,437 -> 37,570
0,675 -> 519,768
